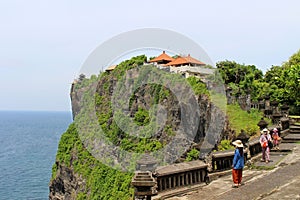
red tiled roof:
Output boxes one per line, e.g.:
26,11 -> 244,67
165,54 -> 205,66
149,51 -> 174,63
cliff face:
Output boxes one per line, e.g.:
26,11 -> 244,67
49,123 -> 134,200
50,61 -> 228,199
49,164 -> 86,200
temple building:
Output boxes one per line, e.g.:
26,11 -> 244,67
149,51 -> 213,80
165,54 -> 206,67
148,51 -> 174,65
104,51 -> 214,82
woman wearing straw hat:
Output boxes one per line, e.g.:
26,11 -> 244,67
259,128 -> 272,163
232,140 -> 244,188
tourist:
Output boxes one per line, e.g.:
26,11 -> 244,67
232,140 -> 244,188
272,128 -> 280,150
260,128 -> 272,163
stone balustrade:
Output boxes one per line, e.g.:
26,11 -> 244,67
154,160 -> 209,192
133,121 -> 293,199
248,137 -> 262,157
211,149 -> 247,172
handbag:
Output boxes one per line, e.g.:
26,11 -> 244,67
268,140 -> 273,149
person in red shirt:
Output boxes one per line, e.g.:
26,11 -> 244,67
272,128 -> 280,150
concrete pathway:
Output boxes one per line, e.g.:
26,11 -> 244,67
167,143 -> 300,200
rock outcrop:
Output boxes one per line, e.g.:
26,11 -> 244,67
50,62 -> 230,199
49,164 -> 86,200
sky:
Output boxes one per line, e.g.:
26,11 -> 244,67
0,0 -> 299,111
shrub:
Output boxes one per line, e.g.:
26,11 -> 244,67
187,76 -> 209,96
218,139 -> 234,151
186,148 -> 200,161
134,108 -> 150,126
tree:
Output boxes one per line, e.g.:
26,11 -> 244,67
285,65 -> 300,106
283,49 -> 300,68
264,66 -> 285,88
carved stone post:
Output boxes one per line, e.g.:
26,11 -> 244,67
132,171 -> 156,200
132,154 -> 158,200
281,104 -> 289,117
236,130 -> 250,158
257,118 -> 268,131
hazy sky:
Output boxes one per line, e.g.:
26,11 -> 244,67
0,0 -> 299,111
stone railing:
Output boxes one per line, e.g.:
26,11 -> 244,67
211,149 -> 247,172
132,131 -> 287,199
154,160 -> 209,192
132,119 -> 292,199
248,137 -> 262,157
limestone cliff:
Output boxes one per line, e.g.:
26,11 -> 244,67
50,57 -> 228,199
49,164 -> 86,200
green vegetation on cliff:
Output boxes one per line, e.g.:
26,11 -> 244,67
186,76 -> 209,96
52,123 -> 134,200
93,57 -> 207,154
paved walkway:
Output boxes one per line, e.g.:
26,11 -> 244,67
167,143 -> 300,200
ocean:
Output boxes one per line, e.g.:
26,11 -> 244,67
0,111 -> 72,200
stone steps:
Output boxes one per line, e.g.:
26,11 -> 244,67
270,143 -> 296,152
281,125 -> 300,143
282,134 -> 300,143
290,125 -> 300,134
289,130 -> 300,134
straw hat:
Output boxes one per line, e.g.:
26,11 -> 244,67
232,140 -> 244,148
262,128 -> 269,134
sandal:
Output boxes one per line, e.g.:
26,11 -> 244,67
232,184 -> 239,188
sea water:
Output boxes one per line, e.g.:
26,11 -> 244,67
0,111 -> 72,200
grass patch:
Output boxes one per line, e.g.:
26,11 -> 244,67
226,104 -> 271,136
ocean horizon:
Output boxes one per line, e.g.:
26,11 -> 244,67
0,111 -> 72,200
